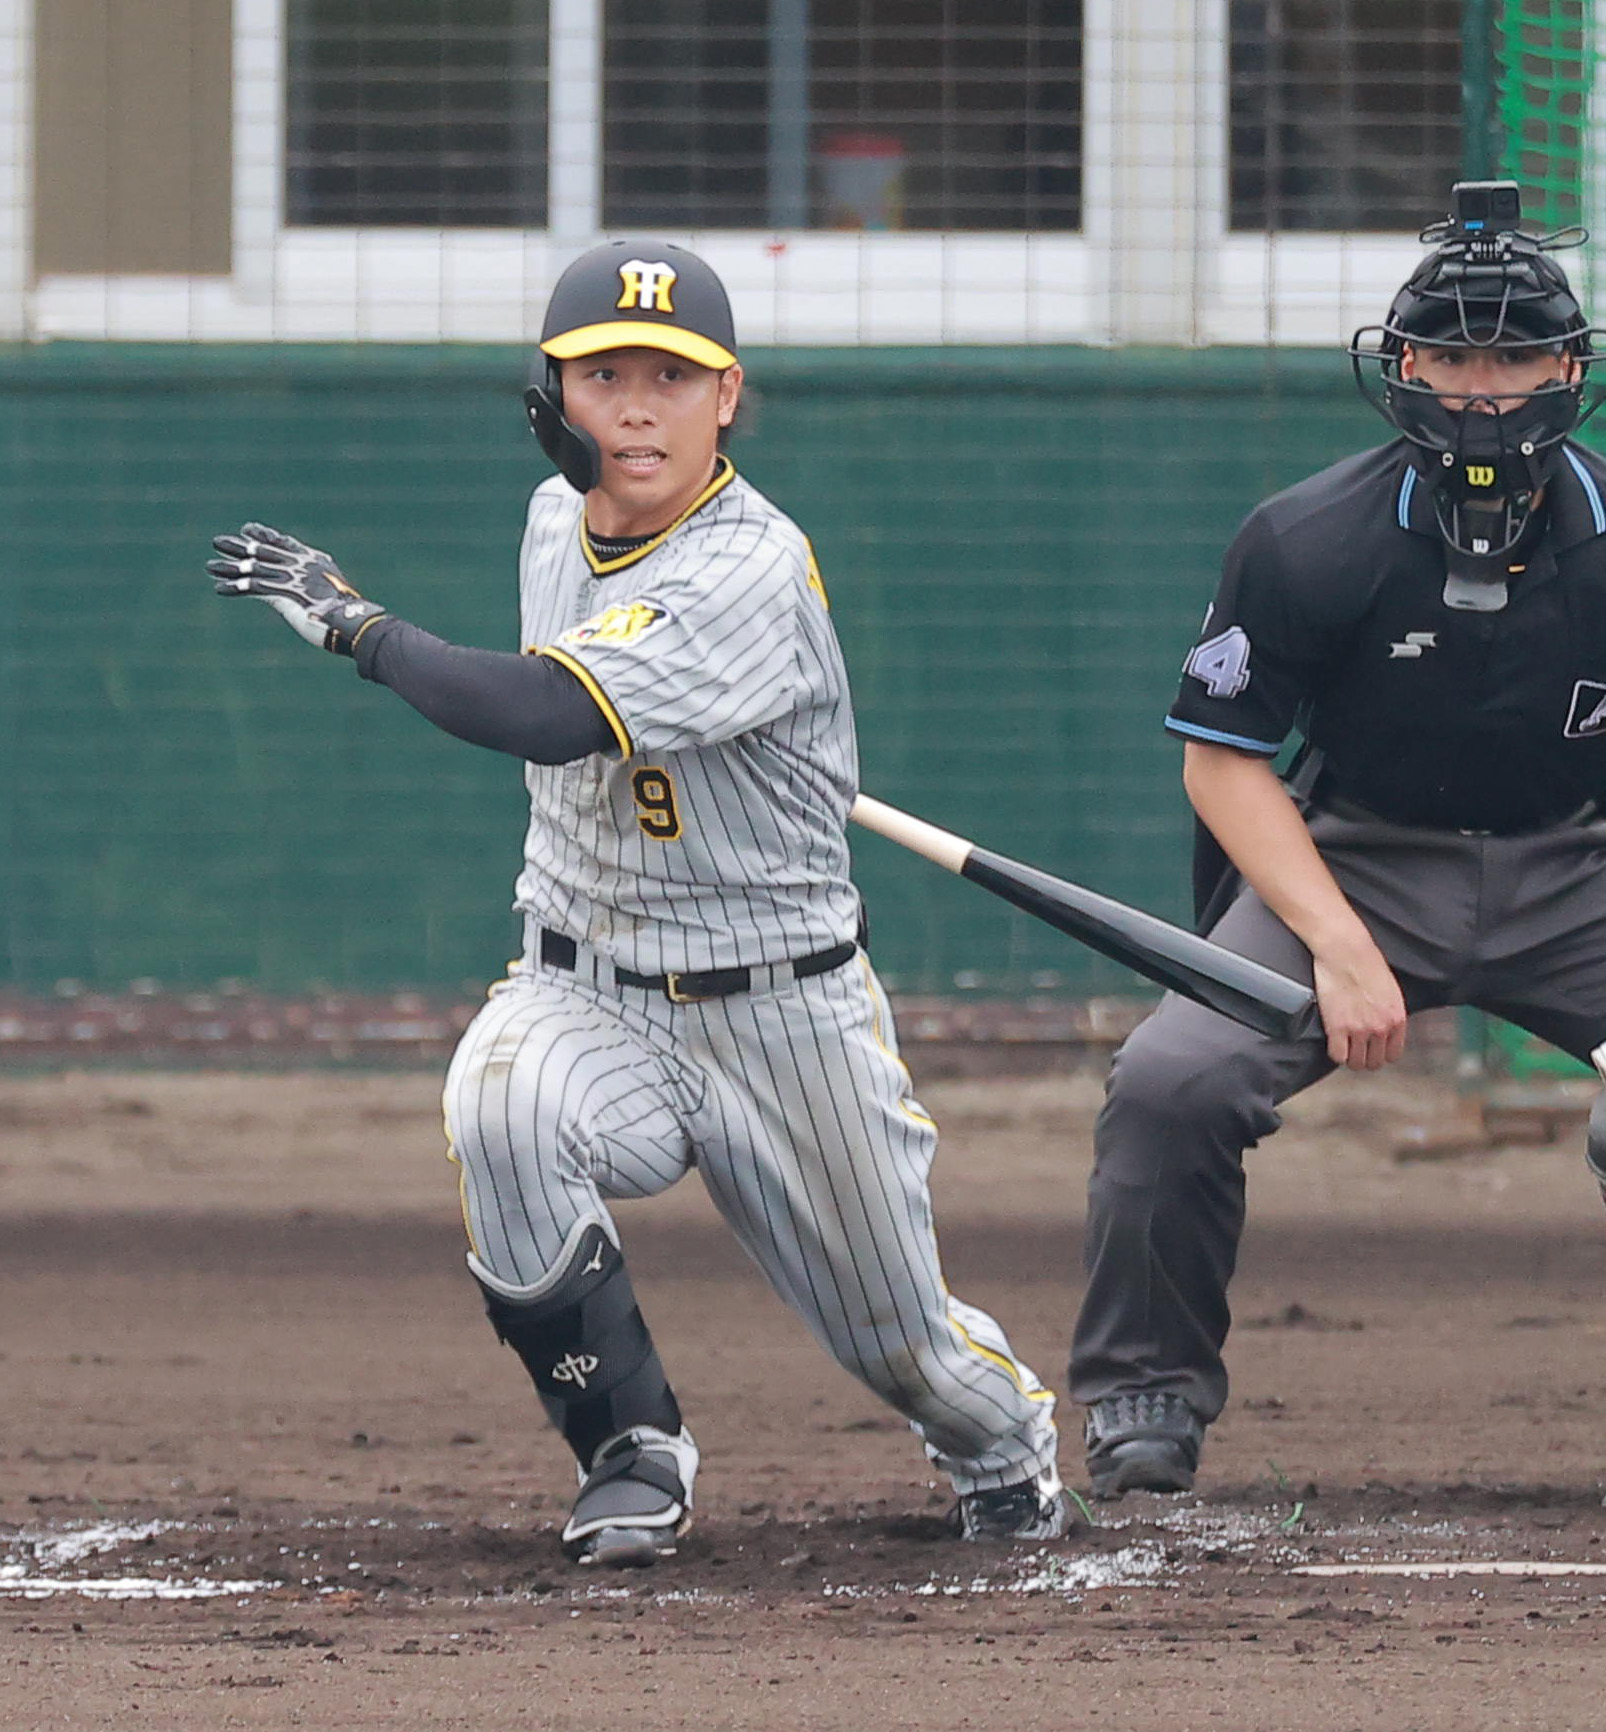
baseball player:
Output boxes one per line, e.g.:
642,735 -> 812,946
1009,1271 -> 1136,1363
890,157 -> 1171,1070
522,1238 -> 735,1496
207,239 -> 1068,1565
1071,181 -> 1606,1497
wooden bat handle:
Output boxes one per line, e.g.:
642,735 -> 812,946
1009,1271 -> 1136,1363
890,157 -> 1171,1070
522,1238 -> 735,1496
849,794 -> 973,874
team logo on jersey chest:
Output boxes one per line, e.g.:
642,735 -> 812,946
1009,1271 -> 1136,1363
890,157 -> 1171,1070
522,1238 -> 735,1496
560,601 -> 669,648
1565,680 -> 1606,738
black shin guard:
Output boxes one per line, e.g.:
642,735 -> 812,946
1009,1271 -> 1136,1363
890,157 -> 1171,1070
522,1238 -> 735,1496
1587,1091 -> 1606,1203
477,1224 -> 681,1468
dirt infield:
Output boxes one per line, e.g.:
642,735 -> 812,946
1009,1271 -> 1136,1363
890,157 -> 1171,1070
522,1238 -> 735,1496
3,1063 -> 1606,1729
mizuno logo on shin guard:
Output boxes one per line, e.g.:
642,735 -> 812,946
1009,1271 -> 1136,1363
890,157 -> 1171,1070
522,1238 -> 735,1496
551,1352 -> 601,1388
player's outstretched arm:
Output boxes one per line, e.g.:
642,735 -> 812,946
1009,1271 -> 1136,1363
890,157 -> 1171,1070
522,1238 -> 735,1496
207,522 -> 389,656
206,521 -> 616,764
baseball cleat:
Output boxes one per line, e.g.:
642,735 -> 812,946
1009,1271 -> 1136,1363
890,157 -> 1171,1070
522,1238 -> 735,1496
561,1425 -> 698,1568
1084,1391 -> 1204,1499
954,1462 -> 1075,1543
575,1524 -> 681,1569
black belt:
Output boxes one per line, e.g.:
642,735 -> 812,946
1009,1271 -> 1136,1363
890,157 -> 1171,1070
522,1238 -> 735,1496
539,929 -> 856,1004
1320,792 -> 1599,837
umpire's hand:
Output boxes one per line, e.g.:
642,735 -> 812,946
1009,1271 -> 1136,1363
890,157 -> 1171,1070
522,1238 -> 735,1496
208,522 -> 388,657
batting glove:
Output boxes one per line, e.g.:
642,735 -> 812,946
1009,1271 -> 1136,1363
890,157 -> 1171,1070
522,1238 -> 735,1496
207,522 -> 388,657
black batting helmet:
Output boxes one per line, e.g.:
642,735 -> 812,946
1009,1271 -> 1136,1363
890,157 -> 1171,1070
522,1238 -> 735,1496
525,240 -> 738,493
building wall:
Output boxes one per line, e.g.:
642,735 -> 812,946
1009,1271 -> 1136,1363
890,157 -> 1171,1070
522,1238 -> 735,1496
0,344 -> 1382,995
33,0 -> 232,275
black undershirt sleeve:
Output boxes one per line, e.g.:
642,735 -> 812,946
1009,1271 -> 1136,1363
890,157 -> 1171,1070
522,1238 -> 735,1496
353,617 -> 616,764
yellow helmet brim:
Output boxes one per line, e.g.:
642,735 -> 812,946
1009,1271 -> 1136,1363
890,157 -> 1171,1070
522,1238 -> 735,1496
540,320 -> 737,370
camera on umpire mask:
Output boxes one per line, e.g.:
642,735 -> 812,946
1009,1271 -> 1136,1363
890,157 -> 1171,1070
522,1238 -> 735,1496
1443,179 -> 1523,244
1416,181 -> 1529,291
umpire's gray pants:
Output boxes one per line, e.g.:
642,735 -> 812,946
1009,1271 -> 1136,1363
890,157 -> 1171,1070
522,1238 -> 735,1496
1070,803 -> 1606,1422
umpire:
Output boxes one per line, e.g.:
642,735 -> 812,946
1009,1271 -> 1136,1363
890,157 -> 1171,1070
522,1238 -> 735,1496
1072,181 -> 1606,1497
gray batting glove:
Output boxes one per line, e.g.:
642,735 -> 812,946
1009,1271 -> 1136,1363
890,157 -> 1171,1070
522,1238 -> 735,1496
207,522 -> 388,657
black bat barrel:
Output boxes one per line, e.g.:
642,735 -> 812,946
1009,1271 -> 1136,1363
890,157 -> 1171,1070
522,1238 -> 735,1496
961,849 -> 1319,1042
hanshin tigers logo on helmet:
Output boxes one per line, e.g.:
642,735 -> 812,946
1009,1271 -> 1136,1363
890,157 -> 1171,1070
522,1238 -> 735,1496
616,260 -> 678,314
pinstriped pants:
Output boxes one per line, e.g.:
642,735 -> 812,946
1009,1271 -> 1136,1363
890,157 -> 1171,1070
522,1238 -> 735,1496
443,951 -> 1059,1495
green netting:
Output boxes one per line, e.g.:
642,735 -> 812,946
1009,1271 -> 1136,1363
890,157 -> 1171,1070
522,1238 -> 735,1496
1481,1016 -> 1594,1078
8,341 -> 1606,1007
0,343 -> 1379,999
1495,0 -> 1592,231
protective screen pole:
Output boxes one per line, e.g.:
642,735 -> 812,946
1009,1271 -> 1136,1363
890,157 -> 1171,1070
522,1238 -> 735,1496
769,0 -> 810,228
1457,0 -> 1497,1092
1463,0 -> 1497,179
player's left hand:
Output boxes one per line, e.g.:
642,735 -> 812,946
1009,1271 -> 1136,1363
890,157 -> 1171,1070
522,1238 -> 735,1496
207,522 -> 388,657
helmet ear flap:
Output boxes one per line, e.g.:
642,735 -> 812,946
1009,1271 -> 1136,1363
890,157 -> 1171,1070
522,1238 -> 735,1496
524,361 -> 601,494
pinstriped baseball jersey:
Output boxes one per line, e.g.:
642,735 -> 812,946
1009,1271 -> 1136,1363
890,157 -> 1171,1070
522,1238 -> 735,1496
512,458 -> 860,974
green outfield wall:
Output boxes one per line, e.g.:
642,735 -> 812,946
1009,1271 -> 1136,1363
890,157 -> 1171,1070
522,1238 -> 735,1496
0,344 -> 1383,997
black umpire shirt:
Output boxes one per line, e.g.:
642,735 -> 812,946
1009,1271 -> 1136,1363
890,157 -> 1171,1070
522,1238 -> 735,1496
1166,436 -> 1606,834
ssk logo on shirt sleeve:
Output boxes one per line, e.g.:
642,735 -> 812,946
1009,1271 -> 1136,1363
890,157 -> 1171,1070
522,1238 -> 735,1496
560,601 -> 669,649
1565,679 -> 1606,738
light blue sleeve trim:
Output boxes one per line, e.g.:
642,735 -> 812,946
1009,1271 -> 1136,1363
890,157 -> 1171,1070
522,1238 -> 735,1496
1563,445 -> 1606,534
1396,465 -> 1416,530
1165,718 -> 1283,755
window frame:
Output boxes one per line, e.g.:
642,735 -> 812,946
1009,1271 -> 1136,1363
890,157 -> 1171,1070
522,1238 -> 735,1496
13,0 -> 1543,347
0,0 -> 29,341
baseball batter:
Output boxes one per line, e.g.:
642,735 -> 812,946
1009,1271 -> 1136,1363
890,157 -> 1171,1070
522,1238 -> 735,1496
207,239 -> 1067,1566
1071,182 -> 1606,1498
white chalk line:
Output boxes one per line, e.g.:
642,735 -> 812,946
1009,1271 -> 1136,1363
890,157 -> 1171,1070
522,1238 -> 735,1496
1297,1561 -> 1606,1579
0,1520 -> 276,1602
9,1513 -> 1601,1602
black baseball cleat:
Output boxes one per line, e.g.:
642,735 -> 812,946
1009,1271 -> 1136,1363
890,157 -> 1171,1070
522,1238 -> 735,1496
560,1425 -> 699,1567
953,1463 -> 1075,1543
1084,1391 -> 1205,1499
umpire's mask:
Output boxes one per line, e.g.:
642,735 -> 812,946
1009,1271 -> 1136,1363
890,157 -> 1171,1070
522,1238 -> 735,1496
1350,181 -> 1603,597
525,240 -> 739,493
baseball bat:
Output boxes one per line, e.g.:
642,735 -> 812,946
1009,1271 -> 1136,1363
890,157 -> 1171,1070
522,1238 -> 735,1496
849,794 -> 1320,1041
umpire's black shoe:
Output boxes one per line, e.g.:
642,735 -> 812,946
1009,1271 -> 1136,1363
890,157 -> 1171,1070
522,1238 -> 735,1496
560,1425 -> 699,1567
954,1463 -> 1074,1543
1084,1392 -> 1204,1499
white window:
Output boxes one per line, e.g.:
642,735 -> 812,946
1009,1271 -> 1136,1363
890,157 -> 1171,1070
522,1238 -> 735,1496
9,1 -> 1597,348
